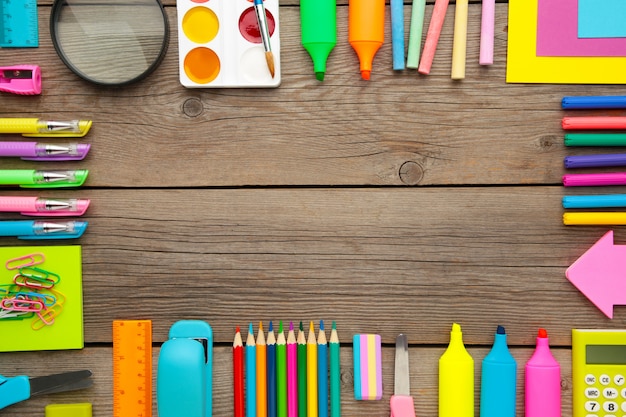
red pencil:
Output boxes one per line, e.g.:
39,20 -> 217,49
234,326 -> 245,417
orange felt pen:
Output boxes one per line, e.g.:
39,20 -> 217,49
348,0 -> 384,80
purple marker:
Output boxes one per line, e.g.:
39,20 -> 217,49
565,153 -> 626,169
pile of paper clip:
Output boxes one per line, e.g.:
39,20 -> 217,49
0,252 -> 65,329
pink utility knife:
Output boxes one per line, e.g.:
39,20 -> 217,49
0,196 -> 90,216
0,65 -> 41,95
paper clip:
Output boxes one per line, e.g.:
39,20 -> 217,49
0,308 -> 34,320
5,252 -> 45,270
32,303 -> 63,330
15,291 -> 56,307
18,266 -> 60,285
1,297 -> 43,312
13,273 -> 55,289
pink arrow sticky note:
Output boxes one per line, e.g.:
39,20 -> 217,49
566,230 -> 626,319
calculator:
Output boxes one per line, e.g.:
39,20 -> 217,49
573,329 -> 626,417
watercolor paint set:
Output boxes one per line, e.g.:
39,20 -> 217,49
176,0 -> 281,88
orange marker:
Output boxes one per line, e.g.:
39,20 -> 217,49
348,0 -> 384,80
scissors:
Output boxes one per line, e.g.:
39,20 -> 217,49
0,369 -> 92,410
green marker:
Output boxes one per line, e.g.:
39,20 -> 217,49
0,169 -> 88,188
300,0 -> 336,81
565,133 -> 626,147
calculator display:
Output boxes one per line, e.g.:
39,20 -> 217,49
587,345 -> 626,365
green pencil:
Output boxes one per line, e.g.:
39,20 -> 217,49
297,321 -> 307,417
329,322 -> 340,417
277,321 -> 287,417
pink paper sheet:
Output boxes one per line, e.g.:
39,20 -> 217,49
537,0 -> 626,57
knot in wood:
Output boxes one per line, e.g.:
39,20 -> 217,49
183,98 -> 204,117
399,161 -> 424,185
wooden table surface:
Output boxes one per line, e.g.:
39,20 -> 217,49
2,1 -> 625,416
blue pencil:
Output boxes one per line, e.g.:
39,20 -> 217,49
317,320 -> 329,417
267,321 -> 277,417
563,194 -> 626,209
246,323 -> 257,417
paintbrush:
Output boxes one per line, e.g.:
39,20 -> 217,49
253,0 -> 275,78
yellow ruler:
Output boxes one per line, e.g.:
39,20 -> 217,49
113,320 -> 152,417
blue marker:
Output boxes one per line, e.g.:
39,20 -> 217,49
562,95 -> 626,109
391,0 -> 405,70
480,325 -> 517,417
563,194 -> 626,209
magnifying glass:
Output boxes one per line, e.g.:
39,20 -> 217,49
50,0 -> 169,86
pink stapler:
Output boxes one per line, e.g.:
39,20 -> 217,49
0,65 -> 41,95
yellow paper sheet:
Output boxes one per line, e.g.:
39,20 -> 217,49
0,246 -> 83,352
506,0 -> 626,84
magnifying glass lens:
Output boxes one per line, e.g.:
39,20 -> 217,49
51,0 -> 169,86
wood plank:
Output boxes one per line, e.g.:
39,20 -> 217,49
0,187 -> 616,346
1,5 -> 620,187
0,345 -> 574,417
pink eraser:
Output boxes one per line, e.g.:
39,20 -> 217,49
353,334 -> 382,400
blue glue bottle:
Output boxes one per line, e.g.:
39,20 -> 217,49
480,325 -> 517,417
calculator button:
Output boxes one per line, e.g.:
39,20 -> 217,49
616,375 -> 626,386
601,374 -> 612,385
584,415 -> 597,417
622,401 -> 626,412
586,387 -> 601,398
605,388 -> 620,399
622,387 -> 626,398
586,401 -> 600,412
604,401 -> 619,412
587,374 -> 598,384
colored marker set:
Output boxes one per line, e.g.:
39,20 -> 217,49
301,0 -> 494,81
439,324 -> 560,417
0,118 -> 92,240
561,96 -> 626,225
235,320 -> 340,417
176,0 -> 281,88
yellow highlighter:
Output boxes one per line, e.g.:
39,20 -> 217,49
439,323 -> 474,417
0,118 -> 92,137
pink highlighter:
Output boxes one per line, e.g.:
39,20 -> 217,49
525,329 -> 561,417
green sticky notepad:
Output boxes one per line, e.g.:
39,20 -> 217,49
0,246 -> 84,352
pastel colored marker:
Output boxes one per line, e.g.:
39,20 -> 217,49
439,323 -> 474,417
480,325 -> 517,417
525,329 -> 560,417
348,0 -> 385,80
300,0 -> 336,81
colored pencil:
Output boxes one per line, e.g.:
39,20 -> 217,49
317,321 -> 329,417
297,322 -> 308,417
329,322 -> 340,417
287,322 -> 298,417
234,326 -> 245,417
246,323 -> 257,417
418,0 -> 450,75
407,0 -> 426,68
267,322 -> 277,417
277,321 -> 287,417
451,0 -> 469,79
479,0 -> 495,65
307,321 -> 318,417
564,212 -> 626,225
257,322 -> 268,417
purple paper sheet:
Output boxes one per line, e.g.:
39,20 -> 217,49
537,0 -> 626,57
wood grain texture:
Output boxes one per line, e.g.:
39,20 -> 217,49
0,346 -> 574,417
1,1 -> 624,416
1,5 -> 623,186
